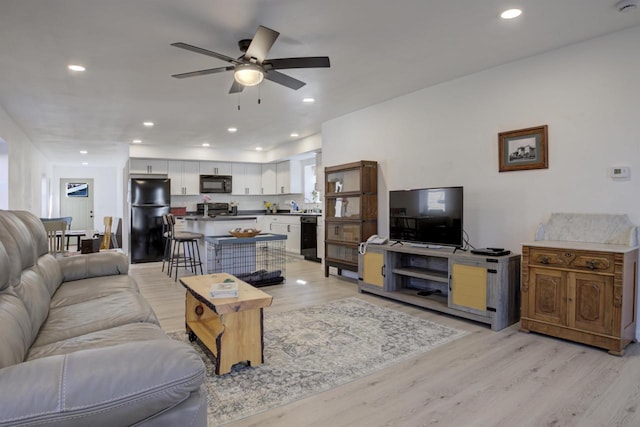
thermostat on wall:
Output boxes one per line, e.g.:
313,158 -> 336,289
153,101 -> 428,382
609,166 -> 630,180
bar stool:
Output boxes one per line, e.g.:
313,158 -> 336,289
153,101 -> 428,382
166,214 -> 204,281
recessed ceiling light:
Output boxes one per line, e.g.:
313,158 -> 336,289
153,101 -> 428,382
500,8 -> 522,19
228,127 -> 238,133
132,139 -> 142,144
79,150 -> 88,154
81,162 -> 89,166
255,147 -> 263,151
290,132 -> 299,138
295,279 -> 307,285
302,97 -> 315,103
143,121 -> 154,127
202,143 -> 210,147
68,64 -> 86,72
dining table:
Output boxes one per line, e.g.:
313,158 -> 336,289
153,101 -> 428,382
56,230 -> 88,250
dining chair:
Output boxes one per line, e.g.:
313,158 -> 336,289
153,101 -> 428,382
42,220 -> 67,257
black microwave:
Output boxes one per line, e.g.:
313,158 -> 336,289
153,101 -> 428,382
200,175 -> 232,193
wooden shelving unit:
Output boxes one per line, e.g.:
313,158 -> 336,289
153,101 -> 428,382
324,160 -> 378,277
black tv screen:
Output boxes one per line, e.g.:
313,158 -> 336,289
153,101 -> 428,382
389,187 -> 463,247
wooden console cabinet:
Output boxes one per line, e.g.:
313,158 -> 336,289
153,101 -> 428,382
521,241 -> 638,355
358,244 -> 521,331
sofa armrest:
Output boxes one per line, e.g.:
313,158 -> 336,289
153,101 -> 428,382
58,251 -> 129,282
0,340 -> 205,427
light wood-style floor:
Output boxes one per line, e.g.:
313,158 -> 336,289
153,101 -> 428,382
131,259 -> 640,427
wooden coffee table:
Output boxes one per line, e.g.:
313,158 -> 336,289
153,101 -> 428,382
179,273 -> 273,375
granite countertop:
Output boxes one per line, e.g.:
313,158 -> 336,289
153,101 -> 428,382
267,213 -> 322,217
180,215 -> 258,221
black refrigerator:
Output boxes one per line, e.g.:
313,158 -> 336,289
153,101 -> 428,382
130,178 -> 170,263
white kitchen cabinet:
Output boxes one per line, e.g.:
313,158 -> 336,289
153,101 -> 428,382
276,160 -> 302,194
168,161 -> 200,196
199,161 -> 231,176
261,164 -> 277,195
231,163 -> 262,195
263,215 -> 300,254
130,159 -> 168,175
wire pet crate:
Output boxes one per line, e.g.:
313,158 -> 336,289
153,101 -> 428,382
205,233 -> 287,287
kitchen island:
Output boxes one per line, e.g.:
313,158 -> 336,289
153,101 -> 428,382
181,216 -> 259,272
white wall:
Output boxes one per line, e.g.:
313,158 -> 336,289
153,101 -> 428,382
52,165 -> 123,231
322,26 -> 640,254
0,105 -> 50,212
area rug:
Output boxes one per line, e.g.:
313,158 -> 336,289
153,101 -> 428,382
170,297 -> 468,425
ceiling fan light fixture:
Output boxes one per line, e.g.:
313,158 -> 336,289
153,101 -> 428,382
234,65 -> 264,86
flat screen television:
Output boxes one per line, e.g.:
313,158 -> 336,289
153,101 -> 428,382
389,186 -> 463,247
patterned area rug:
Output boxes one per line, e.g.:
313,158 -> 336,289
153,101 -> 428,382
170,297 -> 468,425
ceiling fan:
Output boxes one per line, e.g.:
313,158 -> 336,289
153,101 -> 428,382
171,25 -> 330,94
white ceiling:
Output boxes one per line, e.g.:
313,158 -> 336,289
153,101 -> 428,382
1,0 -> 639,166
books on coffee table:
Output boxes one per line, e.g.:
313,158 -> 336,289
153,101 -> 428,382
209,279 -> 238,298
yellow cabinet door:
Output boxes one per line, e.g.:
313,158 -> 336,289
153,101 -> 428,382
451,263 -> 487,311
363,251 -> 385,287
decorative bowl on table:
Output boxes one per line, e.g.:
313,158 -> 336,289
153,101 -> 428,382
228,228 -> 261,238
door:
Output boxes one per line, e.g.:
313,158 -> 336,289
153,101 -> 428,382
527,267 -> 567,326
60,178 -> 94,230
450,263 -> 487,313
363,251 -> 385,287
570,272 -> 613,335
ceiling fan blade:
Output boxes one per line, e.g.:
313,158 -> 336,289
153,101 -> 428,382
172,66 -> 234,79
171,42 -> 241,65
263,56 -> 330,70
244,26 -> 279,63
229,80 -> 245,94
264,70 -> 306,90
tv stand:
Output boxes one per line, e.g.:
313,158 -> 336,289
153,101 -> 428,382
358,243 -> 521,331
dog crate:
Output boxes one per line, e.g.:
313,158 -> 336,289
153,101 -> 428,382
205,233 -> 287,287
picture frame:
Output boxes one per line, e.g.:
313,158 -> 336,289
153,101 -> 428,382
66,182 -> 89,197
498,125 -> 548,172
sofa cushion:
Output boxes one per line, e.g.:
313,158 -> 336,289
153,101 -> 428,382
12,209 -> 50,257
32,290 -> 159,347
0,340 -> 206,427
0,289 -> 32,369
36,252 -> 65,297
0,211 -> 37,287
14,267 -> 52,342
50,274 -> 140,308
58,251 -> 129,282
26,323 -> 170,360
0,240 -> 10,292
0,240 -> 33,369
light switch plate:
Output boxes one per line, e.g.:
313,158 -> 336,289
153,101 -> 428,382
609,166 -> 630,180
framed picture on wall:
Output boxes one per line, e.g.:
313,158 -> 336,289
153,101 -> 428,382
66,182 -> 89,197
498,125 -> 548,172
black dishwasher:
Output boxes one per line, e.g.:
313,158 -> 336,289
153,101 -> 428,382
300,216 -> 320,262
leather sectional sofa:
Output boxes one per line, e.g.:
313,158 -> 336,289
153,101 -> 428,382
0,210 -> 207,426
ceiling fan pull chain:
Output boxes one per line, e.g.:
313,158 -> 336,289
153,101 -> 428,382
237,93 -> 241,111
258,86 -> 261,105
